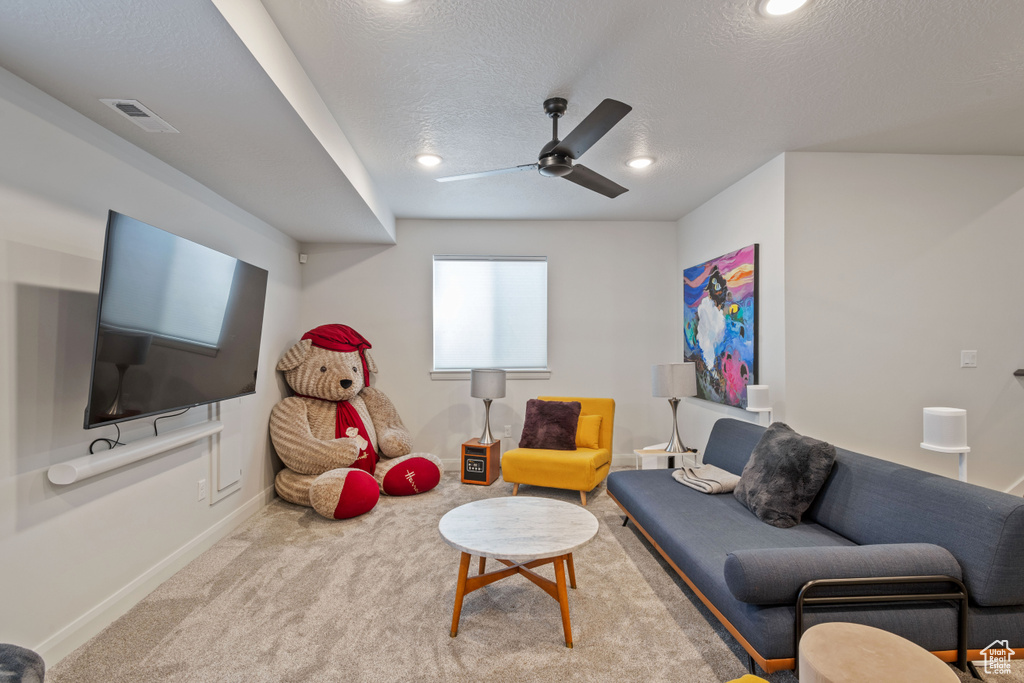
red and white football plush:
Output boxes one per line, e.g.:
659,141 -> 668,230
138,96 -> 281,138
270,324 -> 442,519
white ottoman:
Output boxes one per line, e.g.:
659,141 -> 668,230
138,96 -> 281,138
799,622 -> 958,683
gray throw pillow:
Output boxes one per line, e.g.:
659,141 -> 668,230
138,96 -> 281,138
733,422 -> 836,528
519,399 -> 581,450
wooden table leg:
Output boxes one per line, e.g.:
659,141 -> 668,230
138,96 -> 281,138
553,554 -> 573,648
566,553 -> 577,589
450,552 -> 471,637
478,556 -> 486,575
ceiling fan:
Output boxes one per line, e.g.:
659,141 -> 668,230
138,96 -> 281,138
435,97 -> 633,198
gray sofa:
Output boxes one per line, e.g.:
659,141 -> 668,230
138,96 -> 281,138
606,418 -> 1024,675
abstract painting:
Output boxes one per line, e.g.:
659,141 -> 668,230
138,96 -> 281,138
683,244 -> 758,408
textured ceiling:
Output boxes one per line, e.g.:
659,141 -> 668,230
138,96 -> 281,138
2,0 -> 1024,243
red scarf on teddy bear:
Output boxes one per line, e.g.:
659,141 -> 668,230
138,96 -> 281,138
297,325 -> 378,475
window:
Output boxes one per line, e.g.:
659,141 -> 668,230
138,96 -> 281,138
433,255 -> 547,373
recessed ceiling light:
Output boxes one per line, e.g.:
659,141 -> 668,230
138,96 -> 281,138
381,0 -> 412,4
627,157 -> 654,169
416,154 -> 442,167
758,0 -> 811,17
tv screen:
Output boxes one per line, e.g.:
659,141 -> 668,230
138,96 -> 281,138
84,211 -> 269,429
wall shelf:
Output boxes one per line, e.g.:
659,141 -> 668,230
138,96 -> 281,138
1015,369 -> 1024,377
48,420 -> 223,485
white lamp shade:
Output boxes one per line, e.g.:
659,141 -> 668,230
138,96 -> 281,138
922,407 -> 969,452
652,363 -> 697,398
470,368 -> 506,399
746,385 -> 771,410
98,332 -> 153,365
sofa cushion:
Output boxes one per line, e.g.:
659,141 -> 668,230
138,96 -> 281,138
724,543 -> 962,605
519,399 -> 580,450
733,422 -> 836,529
502,447 -> 610,492
575,414 -> 602,449
807,447 -> 1024,608
607,468 -> 858,658
702,418 -> 765,475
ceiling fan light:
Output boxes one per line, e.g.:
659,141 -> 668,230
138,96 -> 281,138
759,0 -> 811,17
627,157 -> 654,169
416,154 -> 442,167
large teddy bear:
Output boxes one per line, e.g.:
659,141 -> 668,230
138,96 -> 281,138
270,324 -> 442,519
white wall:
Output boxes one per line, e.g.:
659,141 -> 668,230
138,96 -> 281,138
785,152 -> 1024,493
676,154 -> 787,451
299,219 -> 678,465
0,68 -> 301,661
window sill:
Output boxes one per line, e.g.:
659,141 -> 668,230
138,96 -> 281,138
430,370 -> 551,381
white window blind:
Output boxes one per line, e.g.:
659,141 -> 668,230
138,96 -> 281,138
433,256 -> 547,371
101,213 -> 237,349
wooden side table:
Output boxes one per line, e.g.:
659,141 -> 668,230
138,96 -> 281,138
633,446 -> 699,470
461,438 -> 500,485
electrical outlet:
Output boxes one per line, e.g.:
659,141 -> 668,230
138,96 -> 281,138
961,350 -> 978,368
197,479 -> 208,501
504,425 -> 512,438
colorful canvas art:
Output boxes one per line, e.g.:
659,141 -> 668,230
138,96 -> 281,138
683,244 -> 758,408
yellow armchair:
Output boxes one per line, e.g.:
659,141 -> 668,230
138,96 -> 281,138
501,396 -> 615,506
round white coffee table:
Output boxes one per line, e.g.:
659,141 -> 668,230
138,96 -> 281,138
438,496 -> 599,648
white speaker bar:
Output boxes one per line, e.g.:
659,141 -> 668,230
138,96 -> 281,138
48,420 -> 224,485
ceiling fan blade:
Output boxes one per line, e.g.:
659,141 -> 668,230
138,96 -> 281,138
435,163 -> 538,183
562,164 -> 628,198
552,99 -> 632,159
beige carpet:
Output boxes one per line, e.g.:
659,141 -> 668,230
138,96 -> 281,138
48,471 -> 1020,682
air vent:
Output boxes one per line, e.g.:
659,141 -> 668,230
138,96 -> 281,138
100,99 -> 179,133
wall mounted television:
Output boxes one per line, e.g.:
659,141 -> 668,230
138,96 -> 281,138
84,211 -> 269,429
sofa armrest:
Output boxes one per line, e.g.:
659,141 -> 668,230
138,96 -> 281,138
724,543 -> 962,605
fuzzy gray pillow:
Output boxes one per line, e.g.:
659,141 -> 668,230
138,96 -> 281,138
519,399 -> 581,450
733,422 -> 836,529
0,643 -> 45,683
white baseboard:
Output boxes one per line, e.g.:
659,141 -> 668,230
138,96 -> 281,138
36,484 -> 276,666
610,453 -> 637,468
1008,475 -> 1024,497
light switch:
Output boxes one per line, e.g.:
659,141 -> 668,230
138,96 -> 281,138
961,350 -> 978,368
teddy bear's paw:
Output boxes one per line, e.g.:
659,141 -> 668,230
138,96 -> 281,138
376,429 -> 412,458
378,453 -> 443,496
309,468 -> 380,519
275,468 -> 318,508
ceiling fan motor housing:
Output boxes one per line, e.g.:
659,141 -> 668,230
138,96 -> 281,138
538,150 -> 573,177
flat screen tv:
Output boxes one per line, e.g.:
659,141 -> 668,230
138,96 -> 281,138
84,211 -> 269,428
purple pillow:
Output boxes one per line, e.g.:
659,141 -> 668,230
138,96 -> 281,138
519,399 -> 581,450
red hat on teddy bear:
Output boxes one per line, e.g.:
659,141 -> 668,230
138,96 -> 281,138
301,324 -> 372,381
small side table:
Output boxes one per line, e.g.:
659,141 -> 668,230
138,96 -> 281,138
799,622 -> 959,682
461,438 -> 500,485
633,446 -> 699,470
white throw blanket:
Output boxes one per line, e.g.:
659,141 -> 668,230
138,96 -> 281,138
671,464 -> 741,494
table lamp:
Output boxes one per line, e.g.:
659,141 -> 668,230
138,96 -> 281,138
652,362 -> 697,453
470,368 -> 506,445
921,407 -> 970,482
